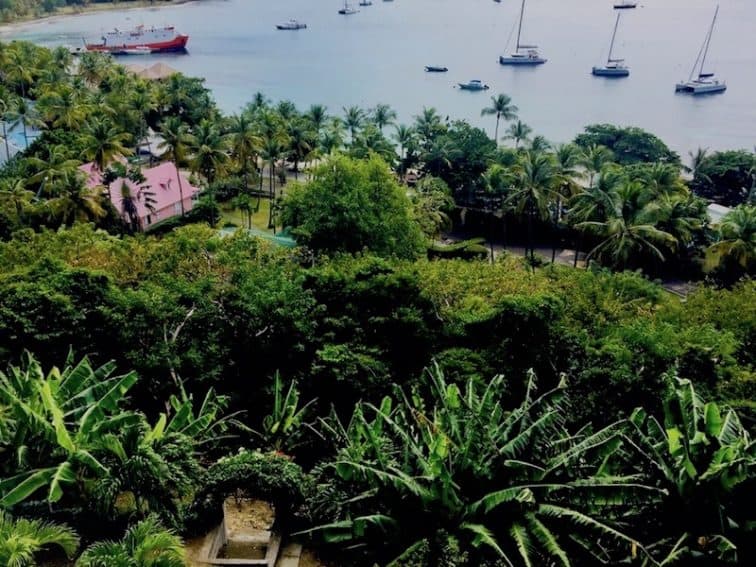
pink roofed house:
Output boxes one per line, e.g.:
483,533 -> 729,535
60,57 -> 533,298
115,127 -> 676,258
81,161 -> 200,230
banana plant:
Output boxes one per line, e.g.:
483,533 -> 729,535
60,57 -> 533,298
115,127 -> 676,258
626,377 -> 755,565
0,353 -> 140,507
259,372 -> 317,452
306,365 -> 659,566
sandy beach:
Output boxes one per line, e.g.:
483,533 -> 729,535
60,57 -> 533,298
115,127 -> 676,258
0,0 -> 196,34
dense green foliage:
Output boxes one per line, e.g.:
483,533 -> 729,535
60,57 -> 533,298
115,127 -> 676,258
0,35 -> 754,567
0,1 -> 176,22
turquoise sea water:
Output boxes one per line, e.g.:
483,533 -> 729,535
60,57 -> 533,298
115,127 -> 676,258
3,0 -> 755,155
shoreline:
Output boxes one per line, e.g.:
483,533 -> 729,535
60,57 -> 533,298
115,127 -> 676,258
0,0 -> 196,34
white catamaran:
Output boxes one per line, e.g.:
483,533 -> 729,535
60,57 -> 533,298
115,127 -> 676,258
339,1 -> 359,15
499,0 -> 546,65
592,7 -> 633,77
676,5 -> 726,95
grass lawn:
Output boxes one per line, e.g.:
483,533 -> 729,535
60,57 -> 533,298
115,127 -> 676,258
219,198 -> 276,234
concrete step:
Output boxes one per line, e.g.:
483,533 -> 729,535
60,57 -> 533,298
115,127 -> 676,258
275,543 -> 303,567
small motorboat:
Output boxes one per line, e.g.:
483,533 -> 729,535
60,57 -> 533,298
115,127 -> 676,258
425,65 -> 449,73
458,79 -> 490,91
614,1 -> 637,9
277,20 -> 307,30
113,46 -> 153,56
359,0 -> 373,5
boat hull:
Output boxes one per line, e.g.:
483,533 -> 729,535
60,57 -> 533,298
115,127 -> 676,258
499,56 -> 547,65
592,66 -> 629,77
86,34 -> 189,54
676,82 -> 727,94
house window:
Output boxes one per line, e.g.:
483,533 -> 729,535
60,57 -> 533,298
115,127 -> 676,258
174,202 -> 182,215
146,214 -> 152,225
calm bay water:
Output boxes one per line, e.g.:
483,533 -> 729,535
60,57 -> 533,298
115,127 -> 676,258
3,0 -> 755,156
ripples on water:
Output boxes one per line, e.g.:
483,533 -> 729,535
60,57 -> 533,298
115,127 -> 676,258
4,0 -> 755,154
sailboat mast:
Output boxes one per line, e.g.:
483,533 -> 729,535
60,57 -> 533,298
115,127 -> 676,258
607,11 -> 621,62
698,4 -> 719,78
515,0 -> 526,51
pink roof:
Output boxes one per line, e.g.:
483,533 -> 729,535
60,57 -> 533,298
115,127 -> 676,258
81,161 -> 200,220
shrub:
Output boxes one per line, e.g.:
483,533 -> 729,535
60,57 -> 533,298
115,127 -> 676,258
184,450 -> 310,535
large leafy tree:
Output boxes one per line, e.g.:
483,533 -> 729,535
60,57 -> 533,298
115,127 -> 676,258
690,149 -> 755,207
280,154 -> 426,259
308,366 -> 657,566
574,124 -> 680,165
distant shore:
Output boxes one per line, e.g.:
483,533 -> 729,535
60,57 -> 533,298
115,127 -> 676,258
0,0 -> 196,34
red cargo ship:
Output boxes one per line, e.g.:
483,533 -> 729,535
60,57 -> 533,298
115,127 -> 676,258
85,25 -> 189,54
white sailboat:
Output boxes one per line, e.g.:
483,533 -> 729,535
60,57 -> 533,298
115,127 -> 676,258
592,8 -> 631,77
499,0 -> 546,65
676,5 -> 726,94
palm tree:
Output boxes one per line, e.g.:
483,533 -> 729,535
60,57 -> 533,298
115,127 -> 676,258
120,180 -> 156,232
646,193 -> 705,253
480,93 -> 518,143
342,105 -> 365,143
0,177 -> 34,224
320,118 -> 345,156
305,103 -> 329,136
127,90 -> 158,154
46,172 -> 108,226
0,511 -> 79,567
506,149 -> 564,262
228,113 -> 261,193
3,46 -> 35,98
80,117 -> 133,193
568,165 -> 622,266
393,124 -> 416,178
261,136 -> 285,228
77,51 -> 111,86
705,205 -> 756,274
683,146 -> 709,178
76,516 -> 184,567
159,116 -> 192,216
504,119 -> 532,149
371,103 -> 397,132
27,144 -> 80,196
35,85 -> 88,130
0,94 -> 12,162
5,97 -> 43,150
579,143 -> 615,187
277,99 -> 299,122
413,106 -> 445,150
287,119 -> 316,181
577,180 -> 677,270
189,119 -> 229,185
